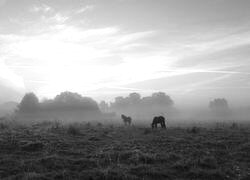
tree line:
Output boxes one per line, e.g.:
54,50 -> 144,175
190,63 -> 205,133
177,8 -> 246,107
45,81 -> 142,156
100,93 -> 230,117
17,91 -> 100,113
17,91 -> 230,117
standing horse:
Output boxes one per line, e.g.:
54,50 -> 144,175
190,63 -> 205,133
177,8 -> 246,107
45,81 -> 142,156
121,114 -> 132,126
152,116 -> 166,129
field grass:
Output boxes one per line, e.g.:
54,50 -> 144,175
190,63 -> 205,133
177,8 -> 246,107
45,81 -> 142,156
0,121 -> 249,180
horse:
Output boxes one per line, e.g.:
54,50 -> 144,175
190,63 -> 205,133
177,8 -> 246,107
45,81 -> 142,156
121,114 -> 132,126
152,116 -> 166,129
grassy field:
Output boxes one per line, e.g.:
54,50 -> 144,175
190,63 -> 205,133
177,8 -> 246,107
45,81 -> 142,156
0,121 -> 249,180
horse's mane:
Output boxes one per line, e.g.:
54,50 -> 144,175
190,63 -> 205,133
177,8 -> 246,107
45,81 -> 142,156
121,114 -> 126,119
121,114 -> 131,123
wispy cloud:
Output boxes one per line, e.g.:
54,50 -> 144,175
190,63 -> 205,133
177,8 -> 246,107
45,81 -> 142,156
113,31 -> 155,45
76,5 -> 94,14
1,0 -> 250,102
171,28 -> 250,61
40,13 -> 70,24
0,0 -> 6,7
159,69 -> 250,76
184,32 -> 250,54
30,4 -> 52,13
0,20 -> 159,97
181,74 -> 231,94
0,59 -> 25,90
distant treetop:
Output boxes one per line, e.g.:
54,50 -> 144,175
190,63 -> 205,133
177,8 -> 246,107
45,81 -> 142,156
18,91 -> 100,113
18,92 -> 40,112
110,92 -> 174,109
209,98 -> 229,110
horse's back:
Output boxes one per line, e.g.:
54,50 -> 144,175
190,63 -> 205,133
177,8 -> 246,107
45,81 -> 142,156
152,116 -> 166,124
158,116 -> 165,121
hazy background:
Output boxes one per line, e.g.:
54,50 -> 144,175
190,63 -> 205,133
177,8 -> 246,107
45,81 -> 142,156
0,0 -> 250,115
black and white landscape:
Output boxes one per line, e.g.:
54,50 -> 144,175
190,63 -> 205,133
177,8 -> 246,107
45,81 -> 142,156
0,0 -> 250,179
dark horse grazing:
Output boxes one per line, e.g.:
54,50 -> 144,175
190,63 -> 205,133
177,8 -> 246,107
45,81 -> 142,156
152,116 -> 166,129
121,114 -> 132,126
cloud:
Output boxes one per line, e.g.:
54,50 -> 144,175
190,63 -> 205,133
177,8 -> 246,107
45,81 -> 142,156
54,26 -> 120,42
2,24 -> 250,99
76,5 -> 94,14
113,31 -> 155,45
0,59 -> 25,91
92,56 -> 124,66
1,0 -> 249,101
181,74 -> 231,94
9,23 -> 250,98
184,32 -> 250,54
52,13 -> 69,23
0,21 -> 159,98
160,68 -> 250,76
41,13 -> 69,24
0,0 -> 5,7
30,4 -> 52,13
173,28 -> 250,60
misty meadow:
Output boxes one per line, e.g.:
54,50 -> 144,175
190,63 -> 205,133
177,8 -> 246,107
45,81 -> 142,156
1,0 -> 250,179
0,91 -> 249,180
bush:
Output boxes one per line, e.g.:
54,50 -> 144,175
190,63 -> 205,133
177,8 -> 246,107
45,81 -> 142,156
199,156 -> 218,169
21,141 -> 44,152
18,92 -> 40,113
187,126 -> 200,134
86,122 -> 91,128
0,122 -> 8,130
230,122 -> 239,130
51,119 -> 62,130
143,128 -> 151,135
67,125 -> 81,136
97,122 -> 103,127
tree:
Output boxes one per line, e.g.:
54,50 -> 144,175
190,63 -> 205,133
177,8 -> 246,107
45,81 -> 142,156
41,91 -> 100,111
151,92 -> 174,106
99,101 -> 109,112
18,92 -> 40,112
209,98 -> 229,111
111,96 -> 128,109
128,93 -> 141,104
209,98 -> 230,116
110,92 -> 175,117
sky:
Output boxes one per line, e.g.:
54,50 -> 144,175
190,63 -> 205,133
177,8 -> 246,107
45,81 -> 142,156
0,0 -> 250,107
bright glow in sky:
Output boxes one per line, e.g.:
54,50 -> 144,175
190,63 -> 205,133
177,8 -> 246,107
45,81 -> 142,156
0,0 -> 250,106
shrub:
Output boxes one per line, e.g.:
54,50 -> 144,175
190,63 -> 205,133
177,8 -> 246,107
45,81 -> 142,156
67,124 -> 81,136
86,122 -> 91,127
230,122 -> 239,130
0,122 -> 8,130
187,126 -> 200,134
143,128 -> 151,135
97,122 -> 103,127
21,141 -> 44,152
18,92 -> 40,112
199,156 -> 218,169
50,119 -> 62,130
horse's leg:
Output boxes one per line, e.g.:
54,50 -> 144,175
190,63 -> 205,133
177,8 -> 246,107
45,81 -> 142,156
152,122 -> 156,129
163,121 -> 166,128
